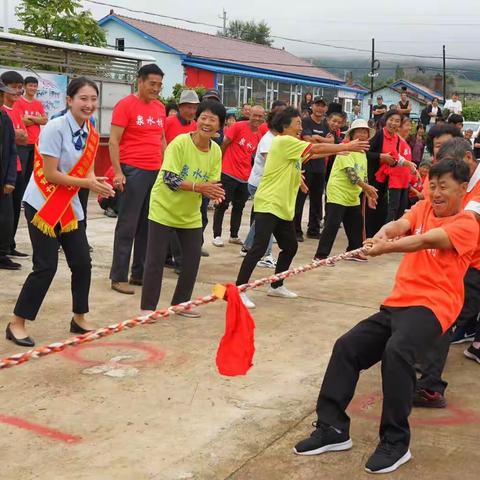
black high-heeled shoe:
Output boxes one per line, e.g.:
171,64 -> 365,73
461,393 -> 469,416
70,318 -> 94,335
5,324 -> 35,347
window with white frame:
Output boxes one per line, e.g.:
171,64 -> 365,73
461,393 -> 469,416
239,77 -> 253,105
217,74 -> 224,102
344,98 -> 353,114
266,80 -> 279,109
290,84 -> 303,108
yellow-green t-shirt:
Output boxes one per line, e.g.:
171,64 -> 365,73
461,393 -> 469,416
254,135 -> 312,221
149,133 -> 222,228
326,152 -> 368,207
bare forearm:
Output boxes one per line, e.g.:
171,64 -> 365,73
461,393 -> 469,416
43,169 -> 88,188
108,141 -> 122,173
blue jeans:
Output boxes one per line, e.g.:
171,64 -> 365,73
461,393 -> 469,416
244,184 -> 273,256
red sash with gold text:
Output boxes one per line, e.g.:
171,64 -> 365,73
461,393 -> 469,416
32,121 -> 99,237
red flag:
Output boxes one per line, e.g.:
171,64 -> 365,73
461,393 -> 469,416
216,284 -> 255,376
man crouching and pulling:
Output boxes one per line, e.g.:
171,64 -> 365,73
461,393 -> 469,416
293,159 -> 478,474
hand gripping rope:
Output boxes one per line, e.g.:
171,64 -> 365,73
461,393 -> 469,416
0,247 -> 370,370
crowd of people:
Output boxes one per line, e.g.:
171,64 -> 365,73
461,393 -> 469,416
1,63 -> 479,475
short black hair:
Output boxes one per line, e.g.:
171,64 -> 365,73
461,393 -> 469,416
165,101 -> 178,116
429,159 -> 470,183
383,109 -> 403,122
327,111 -> 344,119
24,76 -> 38,86
437,138 -> 474,163
196,100 -> 226,128
271,100 -> 287,110
67,77 -> 99,97
271,107 -> 300,133
426,124 -> 463,155
138,63 -> 164,80
0,70 -> 24,85
447,114 -> 464,125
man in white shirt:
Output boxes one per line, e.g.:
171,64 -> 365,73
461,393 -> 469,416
444,92 -> 463,115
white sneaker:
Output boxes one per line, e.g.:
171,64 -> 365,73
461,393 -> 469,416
212,237 -> 224,247
229,237 -> 243,245
257,255 -> 277,268
240,247 -> 249,257
267,285 -> 298,299
240,292 -> 256,309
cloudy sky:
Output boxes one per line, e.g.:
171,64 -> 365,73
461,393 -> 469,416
4,0 -> 480,66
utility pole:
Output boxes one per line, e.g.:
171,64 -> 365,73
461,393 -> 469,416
218,9 -> 227,36
369,38 -> 380,119
442,45 -> 446,104
3,0 -> 10,33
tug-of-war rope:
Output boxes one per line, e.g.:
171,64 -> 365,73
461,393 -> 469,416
0,247 -> 369,370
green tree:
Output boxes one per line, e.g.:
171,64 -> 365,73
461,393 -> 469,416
219,19 -> 272,46
14,0 -> 106,47
394,64 -> 405,80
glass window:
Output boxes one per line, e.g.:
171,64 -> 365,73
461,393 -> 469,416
278,82 -> 291,104
252,78 -> 267,108
239,77 -> 253,105
217,74 -> 224,103
290,85 -> 303,108
323,88 -> 337,104
266,81 -> 279,110
115,38 -> 125,51
223,75 -> 239,108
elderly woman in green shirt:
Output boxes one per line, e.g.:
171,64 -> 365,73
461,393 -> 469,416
141,100 -> 226,318
236,107 -> 370,309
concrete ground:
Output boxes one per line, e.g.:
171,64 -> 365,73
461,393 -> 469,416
0,198 -> 478,480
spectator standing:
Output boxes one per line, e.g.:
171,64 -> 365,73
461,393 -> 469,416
348,104 -> 362,125
444,92 -> 463,115
109,64 -> 166,295
0,81 -> 20,270
372,95 -> 388,128
164,90 -> 199,144
0,71 -> 29,259
409,124 -> 426,165
212,105 -> 265,247
15,76 -> 48,183
300,92 -> 313,115
397,89 -> 412,118
238,103 -> 252,121
447,114 -> 464,131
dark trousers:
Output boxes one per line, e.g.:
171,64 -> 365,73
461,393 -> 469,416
316,306 -> 441,447
17,144 -> 34,185
201,195 -> 209,244
110,165 -> 158,282
386,188 -> 409,223
417,267 -> 480,394
365,181 -> 387,238
141,221 -> 202,310
213,173 -> 249,238
236,212 -> 298,288
0,192 -> 14,257
11,168 -> 26,251
78,188 -> 90,230
315,203 -> 363,259
294,171 -> 325,236
14,204 -> 91,320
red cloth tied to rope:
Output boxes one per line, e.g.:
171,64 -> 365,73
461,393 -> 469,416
216,284 -> 255,376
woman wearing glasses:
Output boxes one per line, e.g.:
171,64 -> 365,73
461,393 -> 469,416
6,77 -> 115,347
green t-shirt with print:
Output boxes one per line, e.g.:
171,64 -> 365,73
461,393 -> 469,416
149,133 -> 222,228
254,135 -> 311,221
326,151 -> 368,207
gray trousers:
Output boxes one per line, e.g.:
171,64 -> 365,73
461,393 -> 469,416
109,164 -> 158,282
141,221 -> 202,311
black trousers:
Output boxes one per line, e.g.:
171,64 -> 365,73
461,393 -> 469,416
14,204 -> 91,320
0,192 -> 14,257
110,164 -> 158,282
417,267 -> 480,394
294,171 -> 325,236
11,168 -> 26,251
365,181 -> 387,238
316,306 -> 441,447
141,221 -> 202,311
315,203 -> 363,259
213,173 -> 249,238
78,188 -> 90,230
386,188 -> 409,223
17,144 -> 35,185
201,195 -> 209,245
236,212 -> 298,288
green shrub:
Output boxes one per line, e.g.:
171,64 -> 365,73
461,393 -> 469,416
462,103 -> 480,121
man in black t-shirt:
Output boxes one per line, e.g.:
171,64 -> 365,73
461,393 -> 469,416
372,95 -> 388,129
397,90 -> 412,118
294,97 -> 337,241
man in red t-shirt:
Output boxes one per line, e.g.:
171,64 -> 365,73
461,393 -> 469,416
109,64 -> 166,294
212,105 -> 265,246
294,159 -> 477,474
15,76 -> 47,184
0,70 -> 29,259
164,89 -> 198,145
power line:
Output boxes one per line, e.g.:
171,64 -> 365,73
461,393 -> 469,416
85,0 -> 480,62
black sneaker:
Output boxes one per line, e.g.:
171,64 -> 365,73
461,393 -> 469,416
306,232 -> 320,239
451,324 -> 477,344
293,421 -> 352,456
464,344 -> 480,364
365,440 -> 411,474
296,234 -> 304,243
103,207 -> 117,218
0,256 -> 21,270
9,249 -> 29,258
412,388 -> 446,408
